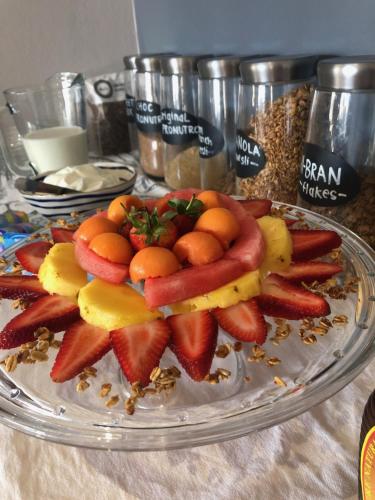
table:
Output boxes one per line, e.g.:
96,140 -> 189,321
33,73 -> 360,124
0,178 -> 371,500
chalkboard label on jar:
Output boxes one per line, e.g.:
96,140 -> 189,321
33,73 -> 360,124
235,131 -> 266,177
135,100 -> 162,134
299,143 -> 361,206
198,118 -> 225,158
125,94 -> 135,123
161,108 -> 199,145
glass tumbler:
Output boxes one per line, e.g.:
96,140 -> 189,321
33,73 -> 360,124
4,74 -> 88,175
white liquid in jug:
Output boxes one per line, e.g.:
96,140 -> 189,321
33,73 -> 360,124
23,126 -> 88,174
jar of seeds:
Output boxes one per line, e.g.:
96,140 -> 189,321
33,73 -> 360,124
236,56 -> 316,203
123,54 -> 139,154
298,56 -> 375,248
160,56 -> 201,189
197,57 -> 240,194
135,55 -> 165,179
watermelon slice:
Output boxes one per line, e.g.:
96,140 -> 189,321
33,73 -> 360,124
144,259 -> 246,309
217,194 -> 265,271
74,239 -> 129,284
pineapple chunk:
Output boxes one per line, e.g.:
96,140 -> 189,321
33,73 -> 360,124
78,278 -> 163,330
171,270 -> 261,314
38,243 -> 87,298
257,216 -> 292,273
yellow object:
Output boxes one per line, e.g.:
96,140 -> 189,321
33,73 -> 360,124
78,278 -> 163,330
38,243 -> 87,298
257,216 -> 292,273
170,270 -> 261,314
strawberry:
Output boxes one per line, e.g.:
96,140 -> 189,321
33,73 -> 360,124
161,195 -> 204,236
277,261 -> 343,283
290,229 -> 342,261
167,310 -> 218,381
111,319 -> 171,386
128,207 -> 177,250
257,273 -> 330,320
15,241 -> 52,274
172,214 -> 196,235
239,199 -> 272,218
50,319 -> 111,382
0,294 -> 80,349
284,218 -> 298,227
51,227 -> 75,243
0,275 -> 47,300
213,299 -> 267,345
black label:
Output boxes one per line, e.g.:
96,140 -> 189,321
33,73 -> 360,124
161,108 -> 199,145
299,143 -> 361,206
198,118 -> 225,158
235,131 -> 266,177
135,100 -> 161,133
125,93 -> 135,123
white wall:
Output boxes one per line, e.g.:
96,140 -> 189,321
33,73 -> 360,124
0,0 -> 138,98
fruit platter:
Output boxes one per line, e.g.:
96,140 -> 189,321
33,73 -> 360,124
0,189 -> 374,451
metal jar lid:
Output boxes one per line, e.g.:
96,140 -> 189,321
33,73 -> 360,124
160,55 -> 212,76
197,57 -> 241,79
135,55 -> 162,73
240,55 -> 317,84
317,56 -> 375,90
123,55 -> 138,70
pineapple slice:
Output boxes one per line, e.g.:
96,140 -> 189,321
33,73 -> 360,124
38,243 -> 87,298
171,270 -> 261,314
257,216 -> 292,273
78,278 -> 163,330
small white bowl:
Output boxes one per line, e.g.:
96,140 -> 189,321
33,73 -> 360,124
18,162 -> 137,217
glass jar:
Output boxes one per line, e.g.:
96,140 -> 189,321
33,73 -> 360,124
135,55 -> 165,179
161,56 -> 201,189
236,56 -> 316,203
123,54 -> 139,154
198,57 -> 240,194
298,56 -> 375,248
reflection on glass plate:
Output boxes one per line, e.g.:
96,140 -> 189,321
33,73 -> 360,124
0,203 -> 374,451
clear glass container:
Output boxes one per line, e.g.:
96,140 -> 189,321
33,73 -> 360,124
236,56 -> 316,204
135,55 -> 165,179
298,56 -> 375,249
161,56 -> 201,189
123,55 -> 139,154
0,204 -> 373,450
198,57 -> 240,194
4,73 -> 88,175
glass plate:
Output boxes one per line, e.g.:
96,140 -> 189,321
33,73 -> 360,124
0,203 -> 374,451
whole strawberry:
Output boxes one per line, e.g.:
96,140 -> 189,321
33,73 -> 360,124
128,207 -> 178,251
160,195 -> 204,236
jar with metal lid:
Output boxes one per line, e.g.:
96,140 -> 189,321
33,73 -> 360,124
161,56 -> 201,189
236,55 -> 316,203
197,57 -> 240,194
298,56 -> 375,248
123,54 -> 139,154
135,55 -> 165,179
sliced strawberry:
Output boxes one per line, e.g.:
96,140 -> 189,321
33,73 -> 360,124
290,229 -> 342,261
111,319 -> 171,386
213,299 -> 267,345
257,273 -> 330,320
51,227 -> 75,243
0,275 -> 47,300
15,241 -> 52,274
51,319 -> 111,382
284,218 -> 298,227
239,199 -> 272,218
167,310 -> 218,381
277,261 -> 343,283
0,294 -> 80,349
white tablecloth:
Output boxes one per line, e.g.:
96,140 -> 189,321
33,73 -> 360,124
0,173 -> 372,500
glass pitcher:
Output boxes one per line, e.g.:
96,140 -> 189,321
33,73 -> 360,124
3,73 -> 88,175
